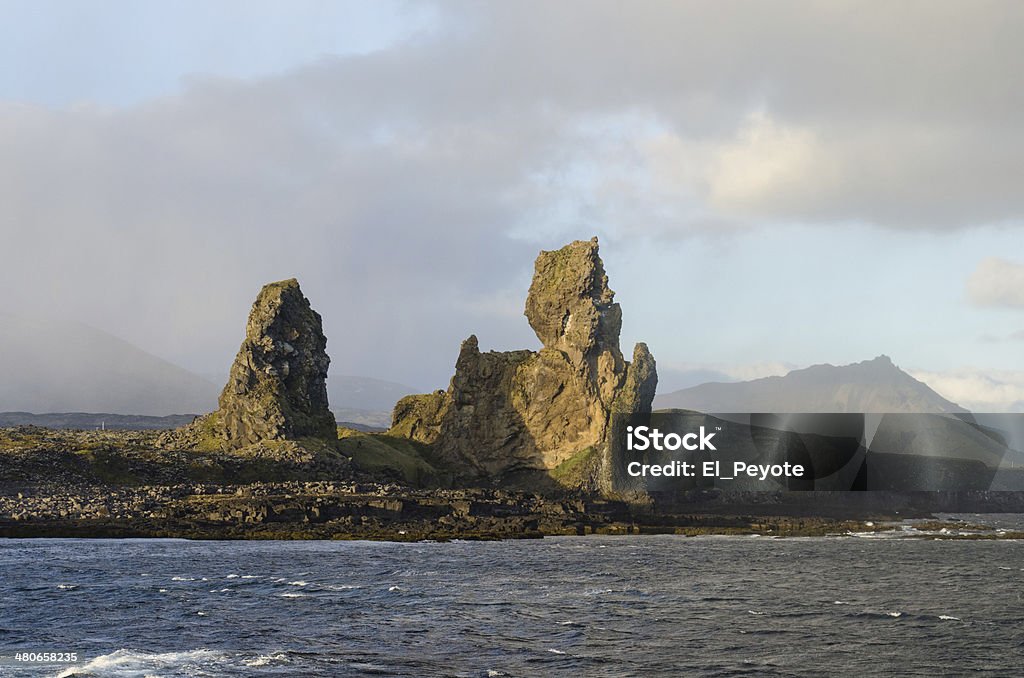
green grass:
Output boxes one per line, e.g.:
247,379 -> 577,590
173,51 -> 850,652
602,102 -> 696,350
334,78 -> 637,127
549,446 -> 601,488
0,429 -> 48,451
192,413 -> 226,453
338,427 -> 438,485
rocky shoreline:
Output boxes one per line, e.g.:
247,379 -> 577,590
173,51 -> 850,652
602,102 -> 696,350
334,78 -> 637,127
4,423 -> 1024,542
3,480 -> 1023,541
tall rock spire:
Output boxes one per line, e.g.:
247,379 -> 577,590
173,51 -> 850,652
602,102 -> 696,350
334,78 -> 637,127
215,278 -> 335,447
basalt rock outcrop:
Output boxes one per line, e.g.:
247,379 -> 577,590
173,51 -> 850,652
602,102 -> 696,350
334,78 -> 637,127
210,278 -> 336,448
390,238 -> 657,490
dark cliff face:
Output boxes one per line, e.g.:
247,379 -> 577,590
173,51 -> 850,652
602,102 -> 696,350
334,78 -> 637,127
390,238 -> 657,489
216,279 -> 336,447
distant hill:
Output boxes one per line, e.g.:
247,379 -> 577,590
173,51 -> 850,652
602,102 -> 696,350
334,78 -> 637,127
0,410 -> 394,432
654,355 -> 968,414
0,412 -> 197,430
0,313 -> 218,415
0,312 -> 422,425
329,375 -> 421,431
328,375 -> 418,412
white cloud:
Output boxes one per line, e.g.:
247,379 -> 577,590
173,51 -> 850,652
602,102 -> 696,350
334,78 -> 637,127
967,258 -> 1024,308
661,361 -> 797,382
908,368 -> 1024,412
706,112 -> 836,217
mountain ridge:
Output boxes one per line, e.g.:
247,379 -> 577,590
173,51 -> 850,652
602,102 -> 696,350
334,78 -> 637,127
0,313 -> 219,415
0,313 -> 418,421
654,355 -> 968,413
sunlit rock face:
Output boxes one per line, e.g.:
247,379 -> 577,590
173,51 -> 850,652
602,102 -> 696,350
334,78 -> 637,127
215,278 -> 335,448
391,238 -> 657,488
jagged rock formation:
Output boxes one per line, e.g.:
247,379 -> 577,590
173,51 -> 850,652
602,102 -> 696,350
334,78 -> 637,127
212,279 -> 336,448
390,238 -> 657,487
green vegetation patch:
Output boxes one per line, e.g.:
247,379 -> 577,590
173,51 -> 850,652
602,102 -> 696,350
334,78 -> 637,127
192,413 -> 226,453
338,427 -> 438,485
549,445 -> 601,488
0,428 -> 50,451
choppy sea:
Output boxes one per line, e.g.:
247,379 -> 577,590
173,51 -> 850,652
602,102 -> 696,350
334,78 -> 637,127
2,515 -> 1023,677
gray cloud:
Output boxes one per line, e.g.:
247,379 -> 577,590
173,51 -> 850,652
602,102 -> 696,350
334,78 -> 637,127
2,1 -> 1023,393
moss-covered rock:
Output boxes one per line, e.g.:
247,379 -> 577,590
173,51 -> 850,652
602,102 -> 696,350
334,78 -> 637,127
212,278 -> 336,448
388,391 -> 449,444
389,238 -> 658,493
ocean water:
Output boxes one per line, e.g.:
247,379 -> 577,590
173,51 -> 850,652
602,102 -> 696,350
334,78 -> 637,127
1,524 -> 1023,677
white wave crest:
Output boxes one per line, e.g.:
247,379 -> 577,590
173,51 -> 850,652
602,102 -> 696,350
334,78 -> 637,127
244,652 -> 288,667
56,648 -> 221,678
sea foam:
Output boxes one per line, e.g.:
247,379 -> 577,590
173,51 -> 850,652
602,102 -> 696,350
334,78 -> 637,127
57,648 -> 222,678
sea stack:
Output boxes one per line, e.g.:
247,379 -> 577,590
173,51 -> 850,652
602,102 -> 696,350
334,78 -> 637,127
390,238 -> 657,488
214,278 -> 335,447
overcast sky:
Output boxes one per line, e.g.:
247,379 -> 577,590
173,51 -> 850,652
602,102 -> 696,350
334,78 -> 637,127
2,0 -> 1024,410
